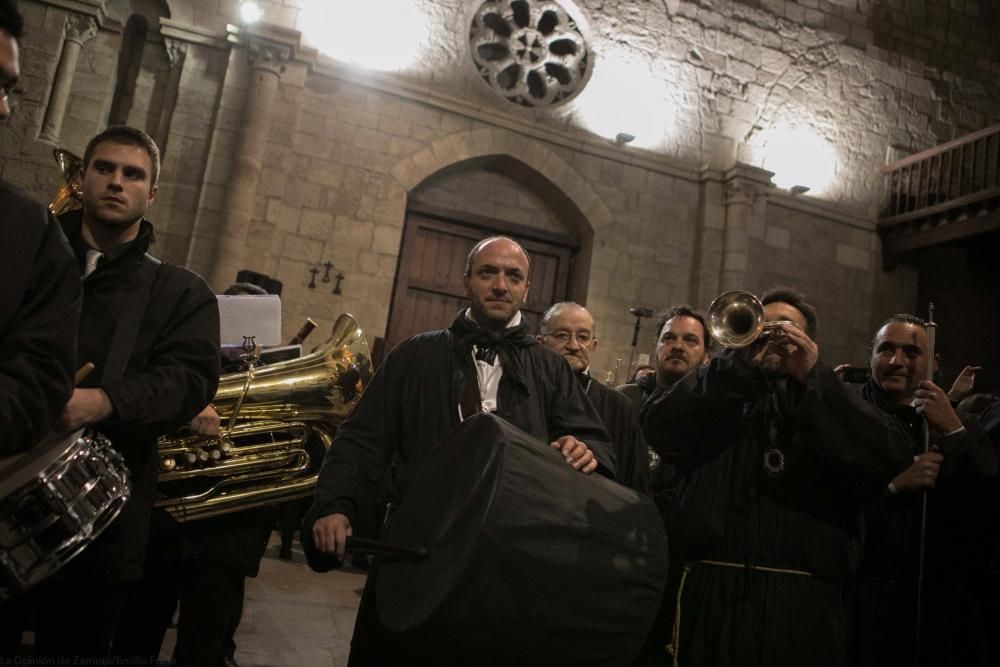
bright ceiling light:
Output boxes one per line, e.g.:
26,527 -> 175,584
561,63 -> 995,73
569,56 -> 674,150
239,1 -> 262,24
758,126 -> 838,196
297,0 -> 427,71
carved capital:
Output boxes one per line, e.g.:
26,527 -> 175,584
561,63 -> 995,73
247,42 -> 289,74
724,180 -> 758,207
165,38 -> 188,68
64,15 -> 98,46
227,22 -> 305,75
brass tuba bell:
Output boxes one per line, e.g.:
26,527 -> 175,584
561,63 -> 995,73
706,290 -> 787,348
155,313 -> 372,522
49,148 -> 84,216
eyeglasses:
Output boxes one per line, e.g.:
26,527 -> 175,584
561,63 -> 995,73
542,331 -> 593,344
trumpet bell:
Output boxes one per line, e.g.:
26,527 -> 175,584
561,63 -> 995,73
707,290 -> 766,348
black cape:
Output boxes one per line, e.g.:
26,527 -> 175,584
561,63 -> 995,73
586,376 -> 651,496
305,310 -> 615,538
619,373 -> 684,505
848,379 -> 999,667
303,311 -> 617,664
641,350 -> 897,667
0,180 -> 80,454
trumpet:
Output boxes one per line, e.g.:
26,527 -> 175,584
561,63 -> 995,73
706,290 -> 790,348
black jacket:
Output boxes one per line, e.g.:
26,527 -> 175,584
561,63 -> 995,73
59,210 -> 220,582
306,311 -> 615,532
0,180 -> 80,454
849,379 -> 999,667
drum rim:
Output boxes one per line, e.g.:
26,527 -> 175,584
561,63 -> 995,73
0,428 -> 89,491
0,430 -> 130,600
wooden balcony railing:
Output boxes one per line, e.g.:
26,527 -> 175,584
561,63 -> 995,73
878,123 -> 1000,267
880,122 -> 1000,225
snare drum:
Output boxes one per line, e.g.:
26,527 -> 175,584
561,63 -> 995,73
0,428 -> 130,600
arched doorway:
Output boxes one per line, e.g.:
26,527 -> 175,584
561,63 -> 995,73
383,156 -> 587,352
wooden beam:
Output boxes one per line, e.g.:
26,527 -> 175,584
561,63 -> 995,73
879,186 -> 1000,228
881,209 -> 1000,266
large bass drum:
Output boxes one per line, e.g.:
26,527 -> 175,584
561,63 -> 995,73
375,413 -> 669,666
0,429 -> 130,600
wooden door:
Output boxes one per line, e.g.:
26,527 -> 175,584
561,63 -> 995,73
384,210 -> 574,353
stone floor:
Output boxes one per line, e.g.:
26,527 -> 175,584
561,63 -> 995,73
160,533 -> 364,667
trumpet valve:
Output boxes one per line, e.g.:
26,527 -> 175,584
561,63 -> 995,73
760,320 -> 799,341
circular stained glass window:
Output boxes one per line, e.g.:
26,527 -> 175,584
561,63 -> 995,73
469,0 -> 592,108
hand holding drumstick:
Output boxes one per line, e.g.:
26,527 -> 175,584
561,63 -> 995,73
57,362 -> 113,432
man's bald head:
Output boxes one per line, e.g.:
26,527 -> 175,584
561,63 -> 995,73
464,236 -> 531,278
463,236 -> 531,330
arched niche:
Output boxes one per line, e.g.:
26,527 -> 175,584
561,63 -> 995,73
107,0 -> 171,128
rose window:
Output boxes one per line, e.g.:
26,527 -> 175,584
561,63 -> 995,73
469,0 -> 591,108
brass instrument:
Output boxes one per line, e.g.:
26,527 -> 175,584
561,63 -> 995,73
706,290 -> 788,348
49,148 -> 84,216
155,313 -> 372,522
288,317 -> 317,346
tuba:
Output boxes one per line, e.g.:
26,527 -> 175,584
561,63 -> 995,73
155,313 -> 372,522
49,148 -> 84,216
706,290 -> 788,348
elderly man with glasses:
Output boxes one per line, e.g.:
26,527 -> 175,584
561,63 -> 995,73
538,301 -> 650,495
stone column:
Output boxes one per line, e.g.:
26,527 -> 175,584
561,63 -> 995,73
719,179 -> 757,292
207,36 -> 289,289
40,15 -> 98,143
717,164 -> 773,292
151,38 -> 187,155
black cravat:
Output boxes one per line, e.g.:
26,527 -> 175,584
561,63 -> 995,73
448,310 -> 536,400
475,346 -> 498,364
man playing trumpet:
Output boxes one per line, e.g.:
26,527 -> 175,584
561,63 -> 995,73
641,287 -> 898,667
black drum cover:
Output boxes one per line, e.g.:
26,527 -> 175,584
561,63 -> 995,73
376,413 -> 668,665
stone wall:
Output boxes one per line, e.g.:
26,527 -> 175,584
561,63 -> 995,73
184,65 -> 706,369
3,0 -> 995,377
750,195 -> 880,365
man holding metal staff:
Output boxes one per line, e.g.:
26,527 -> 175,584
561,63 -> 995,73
847,314 -> 998,667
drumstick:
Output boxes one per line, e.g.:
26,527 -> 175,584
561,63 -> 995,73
345,536 -> 428,561
74,362 -> 95,386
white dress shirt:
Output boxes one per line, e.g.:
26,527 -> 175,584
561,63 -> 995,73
458,309 -> 522,419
